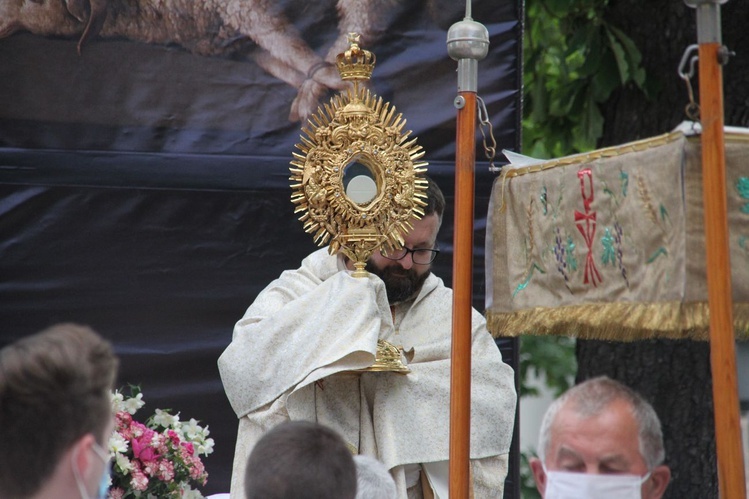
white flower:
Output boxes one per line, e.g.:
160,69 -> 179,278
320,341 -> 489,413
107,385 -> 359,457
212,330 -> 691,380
111,390 -> 125,413
122,392 -> 145,415
108,432 -> 129,454
182,418 -> 202,439
152,408 -> 179,428
180,485 -> 204,499
114,452 -> 132,473
196,437 -> 215,456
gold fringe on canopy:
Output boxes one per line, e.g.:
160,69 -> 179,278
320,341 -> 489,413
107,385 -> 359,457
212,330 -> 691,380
486,301 -> 749,342
485,130 -> 749,341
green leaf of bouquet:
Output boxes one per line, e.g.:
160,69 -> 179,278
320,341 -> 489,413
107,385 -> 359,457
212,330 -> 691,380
126,383 -> 142,398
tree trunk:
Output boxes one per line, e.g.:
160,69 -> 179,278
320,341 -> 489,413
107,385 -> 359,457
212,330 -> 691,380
577,1 -> 749,498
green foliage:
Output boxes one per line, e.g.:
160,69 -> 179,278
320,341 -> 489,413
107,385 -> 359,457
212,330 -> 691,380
519,335 -> 577,398
522,0 -> 650,159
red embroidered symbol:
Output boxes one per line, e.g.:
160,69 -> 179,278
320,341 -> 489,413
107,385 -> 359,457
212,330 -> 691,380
574,169 -> 602,287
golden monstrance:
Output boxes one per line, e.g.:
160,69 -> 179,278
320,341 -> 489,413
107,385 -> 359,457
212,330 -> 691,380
289,33 -> 428,373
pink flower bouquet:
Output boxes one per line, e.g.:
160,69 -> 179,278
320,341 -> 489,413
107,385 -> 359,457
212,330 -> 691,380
107,386 -> 215,498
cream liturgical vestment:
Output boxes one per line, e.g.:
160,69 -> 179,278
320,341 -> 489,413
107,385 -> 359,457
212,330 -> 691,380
218,248 -> 517,498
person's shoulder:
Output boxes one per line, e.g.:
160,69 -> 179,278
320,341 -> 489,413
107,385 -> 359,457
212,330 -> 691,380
247,248 -> 336,305
298,247 -> 339,276
274,247 -> 338,282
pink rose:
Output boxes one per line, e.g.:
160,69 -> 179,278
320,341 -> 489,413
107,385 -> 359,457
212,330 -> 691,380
132,431 -> 160,462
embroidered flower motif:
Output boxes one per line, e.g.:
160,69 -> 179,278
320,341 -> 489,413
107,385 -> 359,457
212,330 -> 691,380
738,176 -> 749,214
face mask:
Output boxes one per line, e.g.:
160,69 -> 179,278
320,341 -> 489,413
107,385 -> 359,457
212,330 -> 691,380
92,442 -> 112,499
73,441 -> 112,499
544,469 -> 651,499
95,465 -> 112,499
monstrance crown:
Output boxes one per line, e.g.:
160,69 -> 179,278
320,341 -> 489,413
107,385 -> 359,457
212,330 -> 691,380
335,33 -> 376,81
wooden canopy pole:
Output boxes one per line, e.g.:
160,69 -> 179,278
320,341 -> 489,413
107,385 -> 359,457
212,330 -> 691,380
446,6 -> 489,497
686,1 -> 746,497
449,89 -> 476,498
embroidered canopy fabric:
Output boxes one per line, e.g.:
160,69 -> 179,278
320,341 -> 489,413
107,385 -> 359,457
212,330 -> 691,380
486,130 -> 749,341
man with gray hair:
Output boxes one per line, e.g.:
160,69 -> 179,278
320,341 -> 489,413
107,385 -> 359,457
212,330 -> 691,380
529,376 -> 671,499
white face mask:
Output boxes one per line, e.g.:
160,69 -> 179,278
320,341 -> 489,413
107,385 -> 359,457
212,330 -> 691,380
544,469 -> 651,499
73,442 -> 111,499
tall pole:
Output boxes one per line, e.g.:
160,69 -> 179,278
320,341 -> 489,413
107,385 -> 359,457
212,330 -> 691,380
685,1 -> 746,497
446,5 -> 488,497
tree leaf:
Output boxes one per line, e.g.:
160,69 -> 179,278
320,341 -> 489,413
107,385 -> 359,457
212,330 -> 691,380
605,25 -> 629,84
530,78 -> 549,123
590,54 -> 620,102
577,31 -> 603,78
575,96 -> 604,151
607,23 -> 646,87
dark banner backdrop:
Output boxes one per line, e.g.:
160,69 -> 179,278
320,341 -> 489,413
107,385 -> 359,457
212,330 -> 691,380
0,0 -> 521,495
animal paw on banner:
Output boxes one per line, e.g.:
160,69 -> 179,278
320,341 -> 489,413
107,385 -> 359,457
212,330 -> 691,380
486,127 -> 749,341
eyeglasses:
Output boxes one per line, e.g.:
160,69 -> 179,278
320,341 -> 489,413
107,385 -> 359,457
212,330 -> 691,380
380,246 -> 440,265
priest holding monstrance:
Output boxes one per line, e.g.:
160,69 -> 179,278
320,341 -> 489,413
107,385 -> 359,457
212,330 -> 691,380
218,34 -> 516,498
